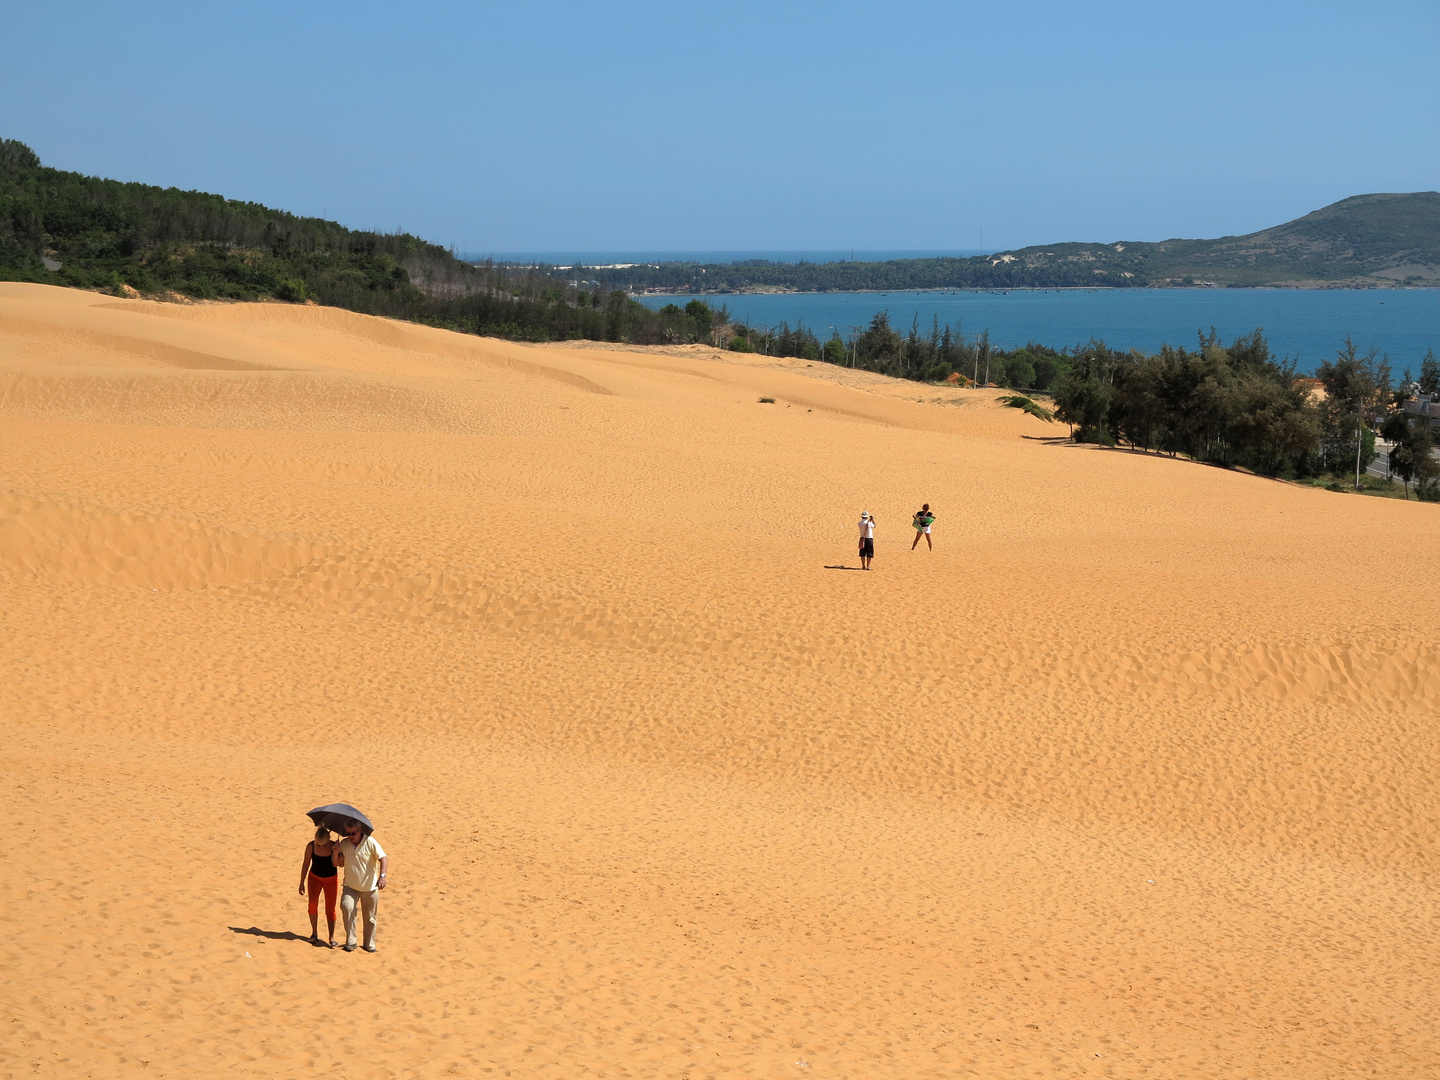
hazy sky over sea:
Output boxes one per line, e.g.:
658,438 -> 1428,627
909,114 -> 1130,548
3,1 -> 1436,252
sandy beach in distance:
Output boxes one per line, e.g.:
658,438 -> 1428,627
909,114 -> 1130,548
3,281 -> 1438,1079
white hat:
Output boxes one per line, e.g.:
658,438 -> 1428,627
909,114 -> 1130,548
860,511 -> 870,518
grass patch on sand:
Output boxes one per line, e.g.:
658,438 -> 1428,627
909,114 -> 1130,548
1300,474 -> 1419,500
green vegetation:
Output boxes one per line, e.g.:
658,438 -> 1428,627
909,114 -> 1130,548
541,192 -> 1440,293
998,395 -> 1055,422
1299,474 -> 1410,499
0,139 -> 721,345
726,311 -> 1068,389
1380,351 -> 1440,500
1048,330 -> 1440,492
1053,331 -> 1319,475
1314,338 -> 1390,484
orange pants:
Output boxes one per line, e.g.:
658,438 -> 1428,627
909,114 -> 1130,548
307,873 -> 338,921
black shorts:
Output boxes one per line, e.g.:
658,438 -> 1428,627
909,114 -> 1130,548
859,537 -> 874,557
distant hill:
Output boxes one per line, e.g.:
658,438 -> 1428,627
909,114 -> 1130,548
554,193 -> 1440,293
989,192 -> 1440,287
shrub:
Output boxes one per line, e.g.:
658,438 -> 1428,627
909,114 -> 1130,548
998,394 -> 1054,422
275,278 -> 308,302
729,336 -> 754,353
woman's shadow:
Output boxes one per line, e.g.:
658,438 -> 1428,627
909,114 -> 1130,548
230,925 -> 325,946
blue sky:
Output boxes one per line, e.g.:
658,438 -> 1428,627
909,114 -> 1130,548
3,1 -> 1436,252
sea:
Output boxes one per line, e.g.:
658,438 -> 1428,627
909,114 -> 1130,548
467,249 -> 988,266
639,287 -> 1440,372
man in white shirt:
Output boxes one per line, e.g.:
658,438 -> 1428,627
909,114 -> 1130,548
336,823 -> 388,953
858,511 -> 875,570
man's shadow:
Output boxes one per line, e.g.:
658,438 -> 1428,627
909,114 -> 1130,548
230,925 -> 325,946
824,565 -> 865,570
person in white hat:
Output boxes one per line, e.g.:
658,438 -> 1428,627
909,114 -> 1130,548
857,511 -> 875,570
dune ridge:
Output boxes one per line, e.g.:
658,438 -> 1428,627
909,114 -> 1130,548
2,282 -> 1438,1078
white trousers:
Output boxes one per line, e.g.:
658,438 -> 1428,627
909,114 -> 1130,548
341,886 -> 378,948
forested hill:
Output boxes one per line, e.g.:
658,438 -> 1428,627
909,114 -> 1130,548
0,138 -> 479,306
0,139 -> 717,344
1173,193 -> 1440,284
542,192 -> 1440,294
998,192 -> 1440,288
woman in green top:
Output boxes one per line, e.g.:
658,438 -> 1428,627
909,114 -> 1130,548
911,504 -> 935,550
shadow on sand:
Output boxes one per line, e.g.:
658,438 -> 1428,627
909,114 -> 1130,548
824,565 -> 866,570
230,925 -> 327,946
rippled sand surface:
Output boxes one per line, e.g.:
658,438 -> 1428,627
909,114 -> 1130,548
3,282 -> 1437,1078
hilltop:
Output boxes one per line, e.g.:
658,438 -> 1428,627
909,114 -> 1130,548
990,192 -> 1440,287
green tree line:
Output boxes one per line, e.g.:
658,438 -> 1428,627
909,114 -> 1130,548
714,309 -> 1071,391
1051,331 -> 1439,494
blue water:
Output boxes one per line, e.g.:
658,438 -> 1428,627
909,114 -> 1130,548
466,249 -> 989,266
638,289 -> 1440,372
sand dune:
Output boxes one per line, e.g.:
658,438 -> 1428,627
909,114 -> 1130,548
2,282 -> 1438,1078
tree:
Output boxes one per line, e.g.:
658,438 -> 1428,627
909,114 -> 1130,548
1382,410 -> 1418,497
1111,353 -> 1169,451
1420,348 -> 1440,397
855,312 -> 902,374
1228,373 -> 1320,474
1004,353 -> 1036,389
822,336 -> 847,366
684,299 -> 714,336
1032,353 -> 1067,390
1414,421 -> 1440,500
1315,336 -> 1391,488
1053,374 -> 1114,443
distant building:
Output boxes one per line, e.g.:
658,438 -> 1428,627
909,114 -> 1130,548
1401,394 -> 1440,427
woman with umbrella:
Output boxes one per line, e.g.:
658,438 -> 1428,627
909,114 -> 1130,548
297,825 -> 340,946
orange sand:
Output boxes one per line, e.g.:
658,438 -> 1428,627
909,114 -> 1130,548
2,282 -> 1437,1079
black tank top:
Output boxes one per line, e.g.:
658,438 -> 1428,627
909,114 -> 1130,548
310,849 -> 336,878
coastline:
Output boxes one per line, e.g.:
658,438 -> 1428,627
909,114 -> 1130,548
633,281 -> 1440,297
